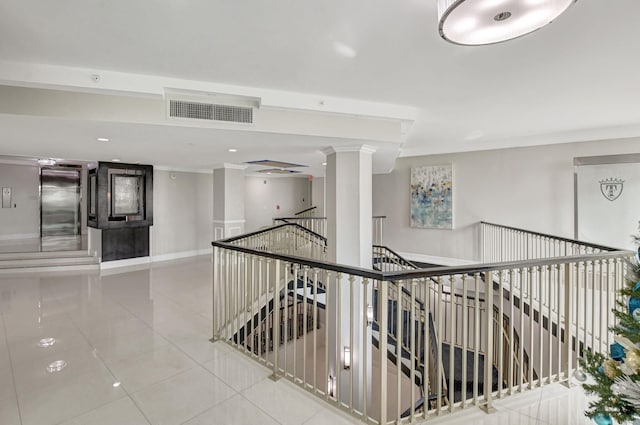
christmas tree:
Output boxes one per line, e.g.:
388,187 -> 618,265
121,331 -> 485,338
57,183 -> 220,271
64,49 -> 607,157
578,242 -> 640,424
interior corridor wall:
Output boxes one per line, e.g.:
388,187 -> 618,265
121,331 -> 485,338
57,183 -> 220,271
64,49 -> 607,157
0,163 -> 39,239
373,137 -> 640,261
244,176 -> 310,232
311,177 -> 325,216
152,170 -> 213,257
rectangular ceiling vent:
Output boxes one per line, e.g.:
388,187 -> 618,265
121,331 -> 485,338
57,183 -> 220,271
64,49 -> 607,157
169,100 -> 253,124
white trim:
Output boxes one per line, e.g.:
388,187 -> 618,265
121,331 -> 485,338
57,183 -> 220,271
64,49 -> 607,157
228,227 -> 242,237
212,163 -> 248,170
322,145 -> 377,155
100,256 -> 151,270
154,165 -> 213,174
0,60 -> 418,121
0,233 -> 40,241
0,264 -> 99,275
152,249 -> 210,263
99,249 -> 211,270
212,219 -> 246,224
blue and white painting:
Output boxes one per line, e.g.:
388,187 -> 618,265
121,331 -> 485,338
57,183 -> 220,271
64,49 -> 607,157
410,165 -> 453,229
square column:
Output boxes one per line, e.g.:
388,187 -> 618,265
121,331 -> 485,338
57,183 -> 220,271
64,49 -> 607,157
213,164 -> 246,240
323,145 -> 375,411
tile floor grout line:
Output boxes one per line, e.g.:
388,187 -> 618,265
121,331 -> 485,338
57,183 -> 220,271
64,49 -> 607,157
0,311 -> 24,425
57,285 -> 155,425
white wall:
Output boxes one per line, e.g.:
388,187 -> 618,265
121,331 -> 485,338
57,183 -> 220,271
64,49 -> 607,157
373,137 -> 640,261
0,164 -> 39,239
152,170 -> 213,257
244,176 -> 310,232
311,177 -> 325,216
577,161 -> 640,250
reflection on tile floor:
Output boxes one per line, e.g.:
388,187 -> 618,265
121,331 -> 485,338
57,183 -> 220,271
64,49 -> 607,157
0,256 -> 599,425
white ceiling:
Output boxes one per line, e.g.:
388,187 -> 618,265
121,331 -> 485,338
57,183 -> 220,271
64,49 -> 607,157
0,0 -> 639,172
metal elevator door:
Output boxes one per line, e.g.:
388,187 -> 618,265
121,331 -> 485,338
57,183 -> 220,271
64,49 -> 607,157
40,168 -> 81,237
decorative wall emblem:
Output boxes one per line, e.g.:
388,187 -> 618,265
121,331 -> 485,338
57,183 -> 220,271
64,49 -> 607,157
599,177 -> 624,201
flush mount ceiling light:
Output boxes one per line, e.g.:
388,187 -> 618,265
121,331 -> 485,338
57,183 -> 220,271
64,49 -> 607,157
437,0 -> 577,45
37,158 -> 56,166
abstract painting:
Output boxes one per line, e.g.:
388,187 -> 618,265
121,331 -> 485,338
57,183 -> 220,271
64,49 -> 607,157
410,165 -> 453,229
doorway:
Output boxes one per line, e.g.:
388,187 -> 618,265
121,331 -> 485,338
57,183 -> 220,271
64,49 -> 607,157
40,167 -> 83,251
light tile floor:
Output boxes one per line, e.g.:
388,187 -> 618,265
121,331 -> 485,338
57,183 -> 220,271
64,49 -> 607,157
0,256 -> 598,425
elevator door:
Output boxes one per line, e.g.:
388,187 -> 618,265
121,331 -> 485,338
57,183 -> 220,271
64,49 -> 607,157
40,168 -> 81,237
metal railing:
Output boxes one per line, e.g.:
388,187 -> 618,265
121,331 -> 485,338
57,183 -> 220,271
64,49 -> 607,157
272,215 -> 386,245
212,225 -> 631,424
294,206 -> 318,218
481,221 -> 619,263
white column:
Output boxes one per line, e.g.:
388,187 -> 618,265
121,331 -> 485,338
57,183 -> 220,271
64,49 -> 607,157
323,145 -> 375,411
213,164 -> 246,240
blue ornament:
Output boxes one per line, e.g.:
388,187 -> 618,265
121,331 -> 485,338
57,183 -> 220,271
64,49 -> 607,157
634,281 -> 640,292
599,365 -> 605,374
629,294 -> 640,316
593,413 -> 612,425
610,342 -> 625,361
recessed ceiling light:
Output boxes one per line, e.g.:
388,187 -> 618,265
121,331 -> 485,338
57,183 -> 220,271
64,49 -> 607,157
112,381 -> 121,388
228,148 -> 237,152
97,138 -> 110,142
333,42 -> 357,58
111,159 -> 121,162
322,162 -> 327,166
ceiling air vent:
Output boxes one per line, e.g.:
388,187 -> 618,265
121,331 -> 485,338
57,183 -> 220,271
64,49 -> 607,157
169,100 -> 253,124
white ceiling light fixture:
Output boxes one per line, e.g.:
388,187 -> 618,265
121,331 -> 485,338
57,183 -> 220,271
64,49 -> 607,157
437,0 -> 577,46
97,137 -> 110,142
228,148 -> 237,152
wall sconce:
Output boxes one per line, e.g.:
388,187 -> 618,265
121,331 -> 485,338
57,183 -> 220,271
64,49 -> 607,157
343,347 -> 351,369
328,375 -> 336,397
367,305 -> 374,325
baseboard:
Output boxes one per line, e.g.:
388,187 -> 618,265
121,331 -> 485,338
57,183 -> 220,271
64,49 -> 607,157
99,249 -> 211,270
151,249 -> 210,263
0,233 -> 40,241
100,256 -> 151,270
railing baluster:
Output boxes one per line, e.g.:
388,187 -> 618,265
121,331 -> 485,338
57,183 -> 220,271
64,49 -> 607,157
379,279 -> 388,425
396,278 -> 402,422
448,275 -> 455,413
362,277 -> 369,421
271,259 -> 281,380
483,270 -> 494,412
349,274 -> 355,414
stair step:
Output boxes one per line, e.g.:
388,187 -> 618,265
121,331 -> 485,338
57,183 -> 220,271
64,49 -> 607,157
0,250 -> 89,261
0,255 -> 98,269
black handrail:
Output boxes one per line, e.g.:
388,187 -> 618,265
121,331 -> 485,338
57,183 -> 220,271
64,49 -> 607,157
273,215 -> 386,221
274,217 -> 327,221
222,222 -> 327,245
212,238 -> 632,282
481,221 -> 620,252
373,244 -> 419,269
294,206 -> 317,216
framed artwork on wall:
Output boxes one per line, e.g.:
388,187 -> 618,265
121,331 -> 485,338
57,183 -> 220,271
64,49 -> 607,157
410,165 -> 453,229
